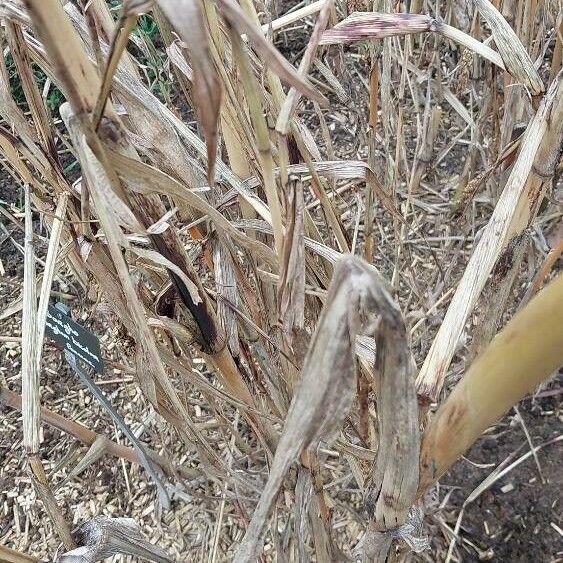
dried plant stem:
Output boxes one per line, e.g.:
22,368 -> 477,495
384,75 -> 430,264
58,516 -> 173,562
418,272 -> 563,493
472,0 -> 544,94
92,13 -> 137,128
5,21 -> 58,161
229,28 -> 284,259
417,70 -> 563,402
0,545 -> 40,563
36,192 -> 68,370
28,455 -> 75,550
21,184 -> 39,454
259,0 -> 325,34
276,0 -> 334,134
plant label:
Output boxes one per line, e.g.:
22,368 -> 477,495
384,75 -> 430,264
44,304 -> 104,374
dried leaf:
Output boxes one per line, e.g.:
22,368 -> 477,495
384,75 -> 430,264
276,0 -> 334,133
240,160 -> 404,223
21,184 -> 39,454
278,176 -> 305,335
167,39 -> 193,81
130,245 -> 202,306
472,0 -> 544,94
156,0 -> 221,184
216,0 -> 327,106
321,12 -> 432,43
234,255 -> 402,561
320,12 -> 505,69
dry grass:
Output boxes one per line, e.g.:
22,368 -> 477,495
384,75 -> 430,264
0,0 -> 561,561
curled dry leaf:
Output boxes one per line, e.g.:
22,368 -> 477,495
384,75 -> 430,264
320,12 -> 505,70
363,286 -> 419,531
129,245 -> 202,306
167,39 -> 194,81
234,255 -> 407,562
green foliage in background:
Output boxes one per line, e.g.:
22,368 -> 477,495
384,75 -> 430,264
5,51 -> 64,112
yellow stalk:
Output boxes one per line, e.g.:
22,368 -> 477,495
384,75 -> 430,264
419,272 -> 563,494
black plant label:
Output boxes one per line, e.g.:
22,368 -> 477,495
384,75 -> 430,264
45,305 -> 104,374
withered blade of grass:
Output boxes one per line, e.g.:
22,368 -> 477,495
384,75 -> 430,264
166,39 -> 193,81
35,192 -> 68,370
276,0 -> 334,134
321,12 -> 432,43
290,133 -> 351,253
320,12 -> 505,70
156,0 -> 221,185
58,516 -> 174,563
22,0 -> 108,117
229,26 -> 285,259
0,131 -> 33,186
28,454 -> 76,550
216,0 -> 327,106
278,175 -> 305,337
418,272 -> 563,495
234,255 -> 405,562
417,70 -> 563,402
240,159 -> 404,224
5,21 -> 59,164
91,1 -> 145,129
106,150 -> 277,268
78,0 -> 105,72
57,435 -> 110,488
234,217 -> 343,265
0,53 -> 56,177
21,184 -> 39,454
472,0 -> 544,95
